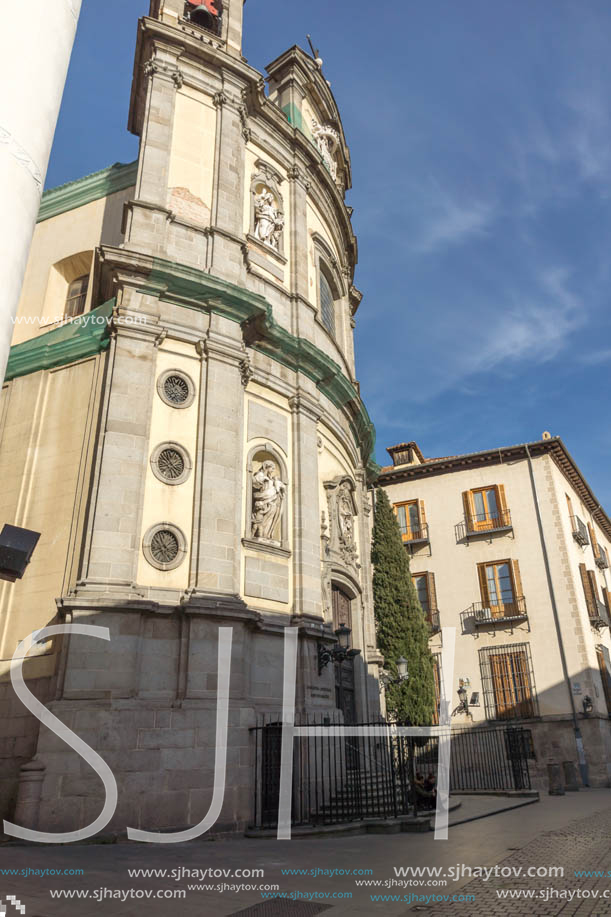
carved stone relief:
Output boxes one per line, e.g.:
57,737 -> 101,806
324,475 -> 359,569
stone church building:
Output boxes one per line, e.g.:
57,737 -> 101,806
0,0 -> 381,834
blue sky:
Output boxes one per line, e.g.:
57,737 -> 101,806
47,1 -> 611,506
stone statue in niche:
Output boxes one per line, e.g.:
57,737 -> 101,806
312,120 -> 340,182
251,460 -> 286,541
324,475 -> 359,568
254,188 -> 284,250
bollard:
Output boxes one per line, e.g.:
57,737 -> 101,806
547,762 -> 565,795
563,761 -> 580,791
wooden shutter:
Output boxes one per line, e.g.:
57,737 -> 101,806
432,657 -> 440,725
496,484 -> 508,523
579,564 -> 595,616
512,650 -> 533,717
427,572 -> 437,612
491,654 -> 510,719
463,491 -> 475,531
419,500 -> 427,537
477,563 -> 490,607
603,586 -> 611,613
596,647 -> 611,716
566,494 -> 574,518
588,570 -> 600,601
511,559 -> 523,615
588,523 -> 600,559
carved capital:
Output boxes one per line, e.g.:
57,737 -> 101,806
143,59 -> 183,88
289,393 -> 323,423
213,91 -> 228,108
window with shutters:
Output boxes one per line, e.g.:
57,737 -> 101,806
473,558 -> 526,624
596,645 -> 611,716
479,643 -> 537,720
579,564 -> 610,628
412,571 -> 439,631
461,485 -> 511,536
331,584 -> 352,631
394,500 -> 429,545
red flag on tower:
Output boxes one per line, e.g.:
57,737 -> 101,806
187,0 -> 221,15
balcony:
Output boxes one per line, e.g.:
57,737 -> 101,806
399,522 -> 430,549
588,598 -> 610,629
462,597 -> 528,631
455,510 -> 513,543
571,515 -> 589,547
595,546 -> 609,570
426,609 -> 440,634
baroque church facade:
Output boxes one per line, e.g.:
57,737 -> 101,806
0,0 -> 381,834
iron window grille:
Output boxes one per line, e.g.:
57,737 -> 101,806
479,642 -> 539,721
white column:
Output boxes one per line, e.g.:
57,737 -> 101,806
0,0 -> 82,382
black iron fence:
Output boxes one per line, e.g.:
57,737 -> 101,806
250,715 -> 532,829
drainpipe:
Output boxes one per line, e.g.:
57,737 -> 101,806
0,0 -> 82,383
525,444 -> 589,786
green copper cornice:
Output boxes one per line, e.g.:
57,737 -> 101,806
5,300 -> 114,381
37,162 -> 138,224
146,257 -> 376,470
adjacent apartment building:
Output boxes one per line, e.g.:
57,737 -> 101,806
378,435 -> 611,788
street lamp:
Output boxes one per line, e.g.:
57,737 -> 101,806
317,624 -> 361,675
379,656 -> 409,688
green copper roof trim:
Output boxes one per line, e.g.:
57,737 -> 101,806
146,257 -> 376,471
5,300 -> 114,381
37,161 -> 138,224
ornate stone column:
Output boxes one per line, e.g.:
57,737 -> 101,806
0,0 -> 82,382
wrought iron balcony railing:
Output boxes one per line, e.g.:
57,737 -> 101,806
455,510 -> 512,542
426,609 -> 440,634
398,522 -> 429,545
467,596 -> 528,627
571,515 -> 589,547
588,598 -> 611,629
595,547 -> 609,570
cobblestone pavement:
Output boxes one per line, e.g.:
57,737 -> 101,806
408,809 -> 611,916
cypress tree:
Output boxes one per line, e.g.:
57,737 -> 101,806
371,488 -> 436,726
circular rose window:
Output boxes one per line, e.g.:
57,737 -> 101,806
156,370 -> 196,409
143,523 -> 187,571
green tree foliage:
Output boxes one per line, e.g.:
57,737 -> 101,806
371,488 -> 436,726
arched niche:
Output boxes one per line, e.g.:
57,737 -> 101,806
249,159 -> 285,258
245,443 -> 289,551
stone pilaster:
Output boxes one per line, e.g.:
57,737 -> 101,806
287,165 -> 310,302
208,85 -> 247,286
79,320 -> 159,587
289,389 -> 323,620
125,48 -> 183,254
191,315 -> 246,595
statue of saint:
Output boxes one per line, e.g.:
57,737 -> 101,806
252,461 -> 286,541
254,189 -> 283,249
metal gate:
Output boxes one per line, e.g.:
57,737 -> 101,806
251,716 -> 532,829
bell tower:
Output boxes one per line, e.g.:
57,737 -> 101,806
150,0 -> 244,58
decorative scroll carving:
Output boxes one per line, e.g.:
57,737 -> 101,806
142,59 -> 183,88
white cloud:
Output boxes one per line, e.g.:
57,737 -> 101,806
410,181 -> 495,255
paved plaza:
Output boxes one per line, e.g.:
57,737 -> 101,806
0,790 -> 610,916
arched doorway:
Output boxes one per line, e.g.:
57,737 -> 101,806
332,584 -> 357,725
